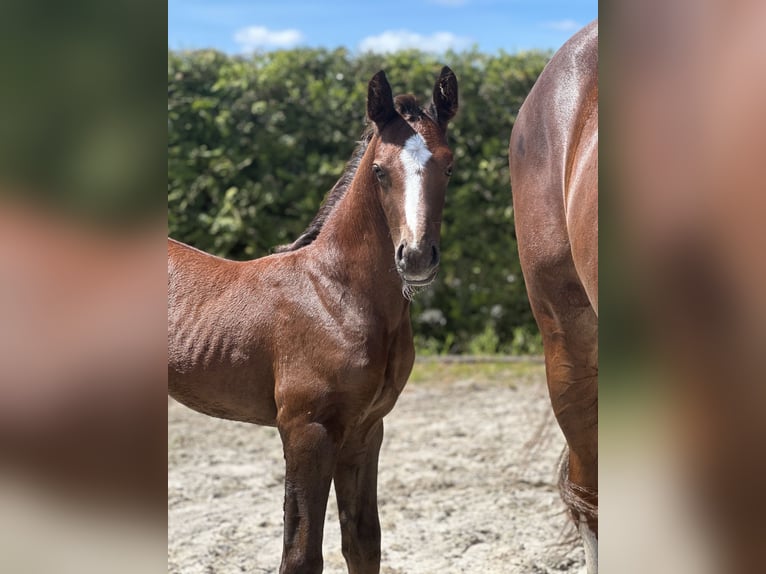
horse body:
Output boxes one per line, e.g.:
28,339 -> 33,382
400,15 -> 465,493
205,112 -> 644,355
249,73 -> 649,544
169,67 -> 457,574
167,211 -> 412,427
509,19 -> 598,573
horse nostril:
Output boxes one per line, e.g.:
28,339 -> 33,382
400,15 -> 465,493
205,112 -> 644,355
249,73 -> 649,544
431,245 -> 440,266
396,243 -> 405,265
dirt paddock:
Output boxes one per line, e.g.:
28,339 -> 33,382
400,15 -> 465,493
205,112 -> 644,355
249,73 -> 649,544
168,359 -> 584,573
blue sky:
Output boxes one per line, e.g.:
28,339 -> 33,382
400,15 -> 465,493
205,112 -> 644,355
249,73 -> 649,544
169,0 -> 597,55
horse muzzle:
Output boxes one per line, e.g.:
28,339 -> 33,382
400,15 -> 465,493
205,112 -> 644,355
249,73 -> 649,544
395,241 -> 440,287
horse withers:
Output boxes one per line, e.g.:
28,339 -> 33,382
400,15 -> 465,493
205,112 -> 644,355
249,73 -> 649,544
168,67 -> 458,574
509,20 -> 598,573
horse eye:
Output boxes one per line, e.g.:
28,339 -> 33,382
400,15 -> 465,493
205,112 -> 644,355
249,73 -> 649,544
445,166 -> 453,177
372,164 -> 385,180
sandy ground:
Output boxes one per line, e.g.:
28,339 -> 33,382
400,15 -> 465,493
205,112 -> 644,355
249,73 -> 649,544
168,360 -> 584,573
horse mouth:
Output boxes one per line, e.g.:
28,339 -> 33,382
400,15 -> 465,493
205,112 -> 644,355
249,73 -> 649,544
399,269 -> 439,298
404,274 -> 437,287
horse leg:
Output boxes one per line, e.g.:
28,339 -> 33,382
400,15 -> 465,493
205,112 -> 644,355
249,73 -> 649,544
559,445 -> 598,574
278,415 -> 339,574
579,509 -> 598,574
528,272 -> 598,572
333,420 -> 384,574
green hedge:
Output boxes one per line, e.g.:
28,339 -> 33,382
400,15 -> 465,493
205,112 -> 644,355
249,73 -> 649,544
168,47 -> 549,354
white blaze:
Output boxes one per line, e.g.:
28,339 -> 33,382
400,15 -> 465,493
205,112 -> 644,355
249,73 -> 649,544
400,133 -> 433,239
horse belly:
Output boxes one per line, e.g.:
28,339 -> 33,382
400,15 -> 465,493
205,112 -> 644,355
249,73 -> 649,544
169,366 -> 277,425
168,310 -> 277,425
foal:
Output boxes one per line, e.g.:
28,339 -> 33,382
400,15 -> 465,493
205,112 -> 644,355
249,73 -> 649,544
168,67 -> 458,574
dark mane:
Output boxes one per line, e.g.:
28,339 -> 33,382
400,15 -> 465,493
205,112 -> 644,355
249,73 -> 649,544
273,124 -> 375,253
274,94 -> 430,254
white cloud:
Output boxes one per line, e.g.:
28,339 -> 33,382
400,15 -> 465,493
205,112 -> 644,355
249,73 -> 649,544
358,30 -> 471,54
542,20 -> 581,32
233,26 -> 304,51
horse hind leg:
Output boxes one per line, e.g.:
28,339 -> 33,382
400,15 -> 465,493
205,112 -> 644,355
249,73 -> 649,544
528,270 -> 598,572
558,447 -> 598,573
333,420 -> 384,574
579,515 -> 598,574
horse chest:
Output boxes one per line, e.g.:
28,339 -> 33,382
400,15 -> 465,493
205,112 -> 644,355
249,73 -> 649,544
361,324 -> 415,422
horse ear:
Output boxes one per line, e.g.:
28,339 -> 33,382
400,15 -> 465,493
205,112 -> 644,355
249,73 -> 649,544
431,66 -> 459,129
367,70 -> 396,129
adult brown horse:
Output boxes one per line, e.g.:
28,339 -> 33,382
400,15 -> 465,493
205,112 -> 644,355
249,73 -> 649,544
168,67 -> 458,574
509,20 -> 598,573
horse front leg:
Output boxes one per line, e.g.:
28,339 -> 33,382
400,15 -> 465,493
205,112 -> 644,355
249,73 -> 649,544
278,413 -> 339,574
333,419 -> 384,574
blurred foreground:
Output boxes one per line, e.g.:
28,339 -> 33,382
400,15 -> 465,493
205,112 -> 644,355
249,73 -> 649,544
604,1 -> 766,572
0,200 -> 167,573
0,1 -> 166,571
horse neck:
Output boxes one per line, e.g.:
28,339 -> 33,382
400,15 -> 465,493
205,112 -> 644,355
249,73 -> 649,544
313,144 -> 407,313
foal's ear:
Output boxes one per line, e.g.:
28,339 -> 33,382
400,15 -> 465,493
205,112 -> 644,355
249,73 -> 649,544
431,66 -> 459,129
367,70 -> 396,129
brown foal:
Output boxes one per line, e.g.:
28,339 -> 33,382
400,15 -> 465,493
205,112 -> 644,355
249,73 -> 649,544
169,67 -> 458,574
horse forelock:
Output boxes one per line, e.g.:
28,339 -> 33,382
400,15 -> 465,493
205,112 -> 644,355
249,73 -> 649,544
395,94 -> 434,124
